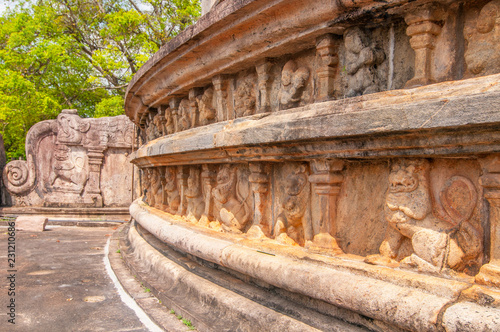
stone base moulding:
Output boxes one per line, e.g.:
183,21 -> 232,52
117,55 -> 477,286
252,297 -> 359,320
130,199 -> 500,332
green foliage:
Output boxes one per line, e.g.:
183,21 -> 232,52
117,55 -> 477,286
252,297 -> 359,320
0,0 -> 200,161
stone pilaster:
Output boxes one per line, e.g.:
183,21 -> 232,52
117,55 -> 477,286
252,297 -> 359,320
404,4 -> 446,88
255,60 -> 272,113
177,165 -> 188,215
86,147 -> 106,207
201,164 -> 217,220
249,162 -> 272,235
212,75 -> 229,122
477,154 -> 500,287
308,159 -> 344,252
315,34 -> 339,101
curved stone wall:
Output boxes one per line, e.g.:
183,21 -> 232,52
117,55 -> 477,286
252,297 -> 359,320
126,0 -> 500,330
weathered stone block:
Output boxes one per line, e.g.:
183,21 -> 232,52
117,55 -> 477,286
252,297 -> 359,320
16,216 -> 48,232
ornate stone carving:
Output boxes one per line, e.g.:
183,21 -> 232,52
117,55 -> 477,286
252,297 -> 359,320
279,60 -> 310,110
234,77 -> 256,118
274,164 -> 310,246
169,98 -> 181,134
177,99 -> 192,132
149,167 -> 163,209
164,167 -> 180,214
404,4 -> 446,88
3,109 -> 135,208
343,27 -> 385,97
366,159 -> 482,273
307,159 -> 344,252
198,87 -> 216,126
212,164 -> 251,232
316,35 -> 339,101
464,0 -> 500,76
47,144 -> 88,194
255,60 -> 273,113
186,166 -> 205,220
212,75 -> 229,122
165,107 -> 175,135
248,162 -> 272,235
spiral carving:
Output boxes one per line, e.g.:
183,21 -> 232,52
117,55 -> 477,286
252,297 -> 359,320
3,155 -> 36,195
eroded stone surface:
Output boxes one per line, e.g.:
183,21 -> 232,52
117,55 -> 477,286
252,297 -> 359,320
16,216 -> 48,231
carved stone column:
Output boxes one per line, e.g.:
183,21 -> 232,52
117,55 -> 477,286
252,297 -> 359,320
255,60 -> 272,113
307,159 -> 344,252
249,163 -> 271,235
201,164 -> 217,220
169,98 -> 181,133
315,34 -> 339,101
212,75 -> 229,122
404,4 -> 446,88
177,165 -> 188,215
86,146 -> 106,207
477,154 -> 500,287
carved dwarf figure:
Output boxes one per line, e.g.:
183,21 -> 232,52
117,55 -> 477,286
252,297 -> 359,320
464,0 -> 500,76
165,108 -> 175,135
48,145 -> 88,194
153,111 -> 166,137
366,159 -> 482,273
274,165 -> 309,246
198,87 -> 216,126
212,164 -> 251,232
142,168 -> 152,204
185,167 -> 206,220
164,167 -> 180,214
177,99 -> 192,131
235,78 -> 256,118
279,60 -> 310,110
343,27 -> 385,97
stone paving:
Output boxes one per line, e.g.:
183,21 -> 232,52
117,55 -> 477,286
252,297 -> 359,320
0,225 -> 151,332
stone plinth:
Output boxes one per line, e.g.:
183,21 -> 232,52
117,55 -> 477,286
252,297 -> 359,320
2,110 -> 136,217
124,0 -> 500,331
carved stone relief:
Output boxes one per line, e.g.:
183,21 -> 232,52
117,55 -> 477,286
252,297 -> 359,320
198,87 -> 216,126
279,60 -> 310,110
234,76 -> 256,118
3,110 -> 135,208
212,164 -> 251,233
274,164 -> 311,246
366,159 -> 482,274
343,27 -> 385,97
164,166 -> 180,214
186,166 -> 205,220
177,99 -> 192,132
465,0 -> 500,76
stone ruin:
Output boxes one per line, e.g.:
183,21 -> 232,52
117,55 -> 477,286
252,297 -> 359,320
2,109 -> 136,219
125,0 -> 500,330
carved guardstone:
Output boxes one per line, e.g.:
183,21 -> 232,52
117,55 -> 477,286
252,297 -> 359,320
2,109 -> 135,210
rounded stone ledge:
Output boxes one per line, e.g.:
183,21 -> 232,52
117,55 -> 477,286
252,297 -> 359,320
124,220 -> 368,331
442,302 -> 500,331
130,199 -> 479,331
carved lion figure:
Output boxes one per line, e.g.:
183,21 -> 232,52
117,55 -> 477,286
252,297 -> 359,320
273,165 -> 309,246
48,145 -> 88,194
212,164 -> 250,232
366,159 -> 482,273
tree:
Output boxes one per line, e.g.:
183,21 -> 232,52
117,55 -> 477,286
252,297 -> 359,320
0,0 -> 200,161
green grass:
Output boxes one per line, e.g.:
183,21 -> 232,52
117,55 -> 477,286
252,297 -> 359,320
116,249 -> 121,253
